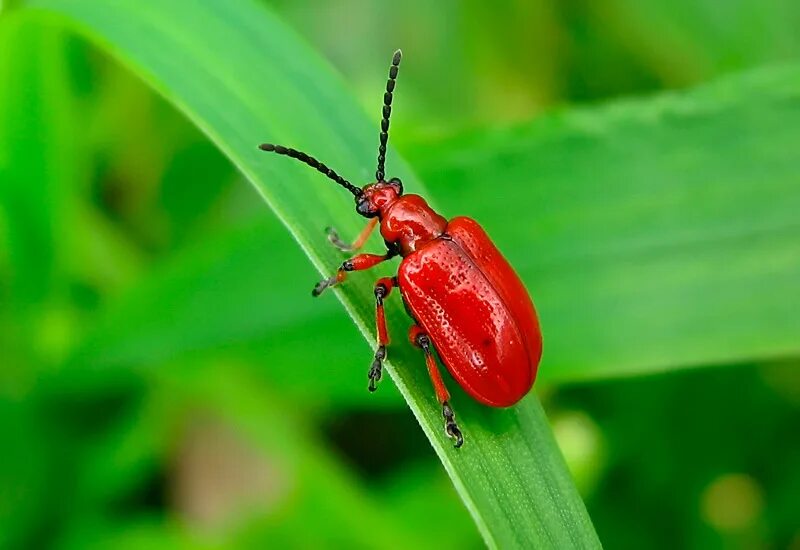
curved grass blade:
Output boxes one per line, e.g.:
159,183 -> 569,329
14,0 -> 600,546
68,63 -> 800,389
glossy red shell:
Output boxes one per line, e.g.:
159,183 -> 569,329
397,216 -> 542,407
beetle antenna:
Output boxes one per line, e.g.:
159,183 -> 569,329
375,49 -> 402,182
259,143 -> 362,197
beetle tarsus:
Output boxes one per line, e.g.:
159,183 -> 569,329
312,275 -> 338,297
442,401 -> 463,448
368,345 -> 386,392
326,226 -> 354,252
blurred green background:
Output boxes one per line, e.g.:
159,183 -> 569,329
2,0 -> 800,548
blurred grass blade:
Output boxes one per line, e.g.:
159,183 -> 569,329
586,0 -> 800,85
69,214 -> 403,407
17,0 -> 600,547
0,17 -> 76,309
66,64 -> 800,389
0,15 -> 83,386
60,362 -> 429,548
411,65 -> 800,382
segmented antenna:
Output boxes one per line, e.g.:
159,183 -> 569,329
376,49 -> 402,182
258,143 -> 362,197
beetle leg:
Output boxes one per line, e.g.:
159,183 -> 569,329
326,218 -> 378,252
369,277 -> 395,392
311,251 -> 394,296
409,326 -> 464,448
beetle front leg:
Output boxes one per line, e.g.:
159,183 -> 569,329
311,251 -> 393,297
326,218 -> 378,252
409,325 -> 464,448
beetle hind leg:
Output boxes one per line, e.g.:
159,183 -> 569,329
369,277 -> 395,392
410,325 -> 464,448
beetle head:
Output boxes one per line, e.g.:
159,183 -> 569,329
258,50 -> 405,217
356,177 -> 403,218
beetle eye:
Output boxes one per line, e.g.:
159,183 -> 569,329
388,176 -> 403,195
356,198 -> 378,218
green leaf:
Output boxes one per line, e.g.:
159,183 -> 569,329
0,16 -> 75,308
591,0 -> 800,82
67,64 -> 800,389
16,0 -> 599,547
69,214 -> 403,407
63,362 -> 428,548
0,14 -> 84,387
410,64 -> 800,382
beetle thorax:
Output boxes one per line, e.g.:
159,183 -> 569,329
379,194 -> 447,255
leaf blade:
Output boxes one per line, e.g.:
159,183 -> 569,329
21,0 -> 600,547
411,64 -> 800,382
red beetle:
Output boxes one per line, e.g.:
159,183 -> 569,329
259,50 -> 542,447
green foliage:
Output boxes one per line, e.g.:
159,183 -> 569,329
13,0 -> 601,547
1,0 -> 798,548
412,65 -> 800,382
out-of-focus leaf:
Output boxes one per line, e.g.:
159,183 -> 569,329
53,362 -> 424,549
21,0 -> 599,547
71,64 -> 800,387
410,64 -> 800,382
0,16 -> 81,376
380,462 -> 483,548
595,0 -> 800,83
0,17 -> 75,307
0,399 -> 49,549
58,518 -> 186,550
68,214 -> 402,407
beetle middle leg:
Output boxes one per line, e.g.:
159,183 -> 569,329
409,325 -> 464,448
311,250 -> 395,296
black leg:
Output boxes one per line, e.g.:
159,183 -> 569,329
442,401 -> 463,448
